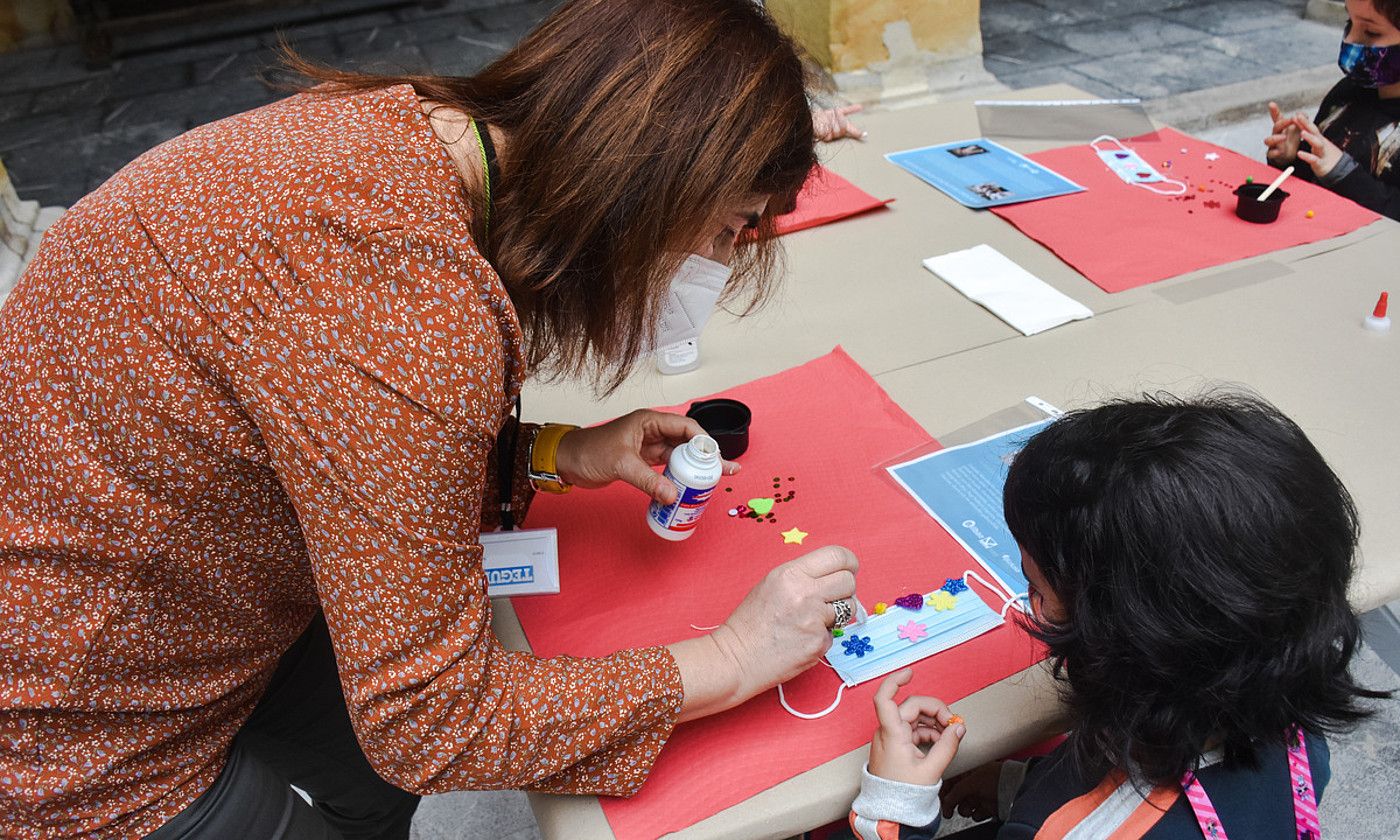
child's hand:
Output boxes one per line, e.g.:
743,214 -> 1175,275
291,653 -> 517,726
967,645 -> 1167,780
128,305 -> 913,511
941,761 -> 1003,821
812,104 -> 866,143
1294,116 -> 1346,179
867,668 -> 966,787
1264,102 -> 1302,166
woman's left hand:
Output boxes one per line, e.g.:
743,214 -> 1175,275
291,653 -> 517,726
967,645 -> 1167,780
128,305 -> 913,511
554,409 -> 740,504
1294,115 -> 1345,179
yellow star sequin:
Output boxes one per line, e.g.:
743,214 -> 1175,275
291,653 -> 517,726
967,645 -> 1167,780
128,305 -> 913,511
781,527 -> 808,545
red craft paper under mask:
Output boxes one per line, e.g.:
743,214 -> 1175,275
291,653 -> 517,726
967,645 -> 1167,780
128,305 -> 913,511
513,349 -> 1044,839
991,127 -> 1380,293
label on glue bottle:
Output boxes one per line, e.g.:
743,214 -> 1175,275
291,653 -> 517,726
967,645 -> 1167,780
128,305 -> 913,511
647,434 -> 722,541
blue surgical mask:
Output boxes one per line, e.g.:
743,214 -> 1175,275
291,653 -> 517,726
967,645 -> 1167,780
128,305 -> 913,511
1091,135 -> 1187,196
1339,34 -> 1400,88
826,582 -> 1005,687
777,571 -> 1025,719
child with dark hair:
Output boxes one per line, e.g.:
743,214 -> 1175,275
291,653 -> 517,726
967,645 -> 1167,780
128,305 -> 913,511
1265,0 -> 1400,219
843,394 -> 1387,840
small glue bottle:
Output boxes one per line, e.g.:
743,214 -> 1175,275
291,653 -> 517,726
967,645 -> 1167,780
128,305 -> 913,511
1365,291 -> 1391,332
647,434 -> 722,541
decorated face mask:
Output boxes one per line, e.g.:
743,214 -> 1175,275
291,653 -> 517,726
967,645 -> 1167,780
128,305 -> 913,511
1091,135 -> 1187,196
826,578 -> 1005,687
777,570 -> 1026,719
651,254 -> 730,352
1339,29 -> 1400,88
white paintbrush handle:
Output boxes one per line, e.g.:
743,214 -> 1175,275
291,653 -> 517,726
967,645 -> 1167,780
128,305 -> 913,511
1258,166 -> 1294,202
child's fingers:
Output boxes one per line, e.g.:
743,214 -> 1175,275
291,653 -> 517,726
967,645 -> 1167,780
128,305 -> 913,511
896,694 -> 952,726
872,669 -> 913,733
836,103 -> 864,117
1268,101 -> 1281,122
1297,149 -> 1321,165
922,720 -> 966,778
1299,129 -> 1328,151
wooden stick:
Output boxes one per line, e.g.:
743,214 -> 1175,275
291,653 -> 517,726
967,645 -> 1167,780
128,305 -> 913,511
1258,166 -> 1294,202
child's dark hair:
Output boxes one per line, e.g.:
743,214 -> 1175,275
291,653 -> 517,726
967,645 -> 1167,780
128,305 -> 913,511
1003,392 -> 1388,788
1368,0 -> 1400,28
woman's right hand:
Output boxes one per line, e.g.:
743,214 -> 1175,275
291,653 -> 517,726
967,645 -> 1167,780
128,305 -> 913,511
1264,101 -> 1302,166
668,545 -> 858,722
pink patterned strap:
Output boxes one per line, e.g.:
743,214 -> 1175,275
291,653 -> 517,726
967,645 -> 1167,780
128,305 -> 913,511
1180,772 -> 1229,840
1287,726 -> 1321,840
1180,726 -> 1321,840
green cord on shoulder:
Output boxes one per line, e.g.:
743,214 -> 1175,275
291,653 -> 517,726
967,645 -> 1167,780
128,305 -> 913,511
469,118 -> 492,237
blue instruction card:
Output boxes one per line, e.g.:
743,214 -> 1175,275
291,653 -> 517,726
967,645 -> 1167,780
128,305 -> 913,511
887,418 -> 1054,606
885,138 -> 1084,208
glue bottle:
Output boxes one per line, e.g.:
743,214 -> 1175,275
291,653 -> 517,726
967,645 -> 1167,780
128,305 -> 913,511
647,434 -> 722,540
1365,291 -> 1391,332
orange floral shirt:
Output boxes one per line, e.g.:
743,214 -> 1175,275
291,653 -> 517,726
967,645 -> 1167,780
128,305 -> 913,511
0,84 -> 683,838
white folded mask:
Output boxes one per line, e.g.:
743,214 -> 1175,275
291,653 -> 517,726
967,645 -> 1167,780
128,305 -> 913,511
652,254 -> 731,351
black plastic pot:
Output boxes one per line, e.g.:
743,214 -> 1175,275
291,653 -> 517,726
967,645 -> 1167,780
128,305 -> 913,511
1233,182 -> 1289,224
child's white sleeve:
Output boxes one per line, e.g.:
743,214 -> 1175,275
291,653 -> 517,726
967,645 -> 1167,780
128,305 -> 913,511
850,763 -> 943,838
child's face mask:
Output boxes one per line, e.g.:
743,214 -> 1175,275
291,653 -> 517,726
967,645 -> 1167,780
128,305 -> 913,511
1091,135 -> 1187,196
1339,35 -> 1400,88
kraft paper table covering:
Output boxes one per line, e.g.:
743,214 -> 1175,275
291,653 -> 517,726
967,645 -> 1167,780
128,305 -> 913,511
990,127 -> 1380,293
512,349 -> 1045,840
774,165 -> 894,237
514,87 -> 1398,839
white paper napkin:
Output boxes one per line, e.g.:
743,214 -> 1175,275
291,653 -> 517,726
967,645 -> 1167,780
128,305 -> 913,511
923,244 -> 1093,336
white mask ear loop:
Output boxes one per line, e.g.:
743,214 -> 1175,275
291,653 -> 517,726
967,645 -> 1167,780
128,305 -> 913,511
1090,134 -> 1126,155
778,681 -> 847,719
961,569 -> 1029,617
1133,179 -> 1187,196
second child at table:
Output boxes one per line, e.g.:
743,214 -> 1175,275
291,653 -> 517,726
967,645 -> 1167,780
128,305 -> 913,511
843,394 -> 1388,839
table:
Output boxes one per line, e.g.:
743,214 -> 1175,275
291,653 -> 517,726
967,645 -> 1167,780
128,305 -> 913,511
492,84 -> 1400,839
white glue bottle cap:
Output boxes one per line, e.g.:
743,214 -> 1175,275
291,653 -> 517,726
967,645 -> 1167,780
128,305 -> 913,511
1365,291 -> 1390,332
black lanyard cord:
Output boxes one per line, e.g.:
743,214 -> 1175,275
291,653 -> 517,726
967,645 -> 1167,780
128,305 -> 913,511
498,396 -> 521,531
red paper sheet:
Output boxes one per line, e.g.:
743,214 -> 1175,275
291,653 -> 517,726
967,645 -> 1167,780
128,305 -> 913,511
990,127 -> 1380,293
513,349 -> 1044,839
775,166 -> 893,236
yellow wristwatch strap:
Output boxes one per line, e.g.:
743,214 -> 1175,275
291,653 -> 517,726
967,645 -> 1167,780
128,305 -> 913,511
528,423 -> 578,494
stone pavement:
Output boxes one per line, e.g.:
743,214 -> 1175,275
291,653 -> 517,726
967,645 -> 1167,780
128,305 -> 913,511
981,0 -> 1341,100
1,0 -> 1397,837
0,0 -> 564,207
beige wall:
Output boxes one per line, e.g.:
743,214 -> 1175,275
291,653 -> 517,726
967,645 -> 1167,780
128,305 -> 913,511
767,0 -> 982,74
0,0 -> 72,52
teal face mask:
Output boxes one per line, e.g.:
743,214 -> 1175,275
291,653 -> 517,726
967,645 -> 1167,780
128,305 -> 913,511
777,570 -> 1025,719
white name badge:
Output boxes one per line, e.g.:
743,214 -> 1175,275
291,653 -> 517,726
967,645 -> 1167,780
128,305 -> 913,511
480,528 -> 560,597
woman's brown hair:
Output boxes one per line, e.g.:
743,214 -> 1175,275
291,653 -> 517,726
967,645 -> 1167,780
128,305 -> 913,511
284,0 -> 816,391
